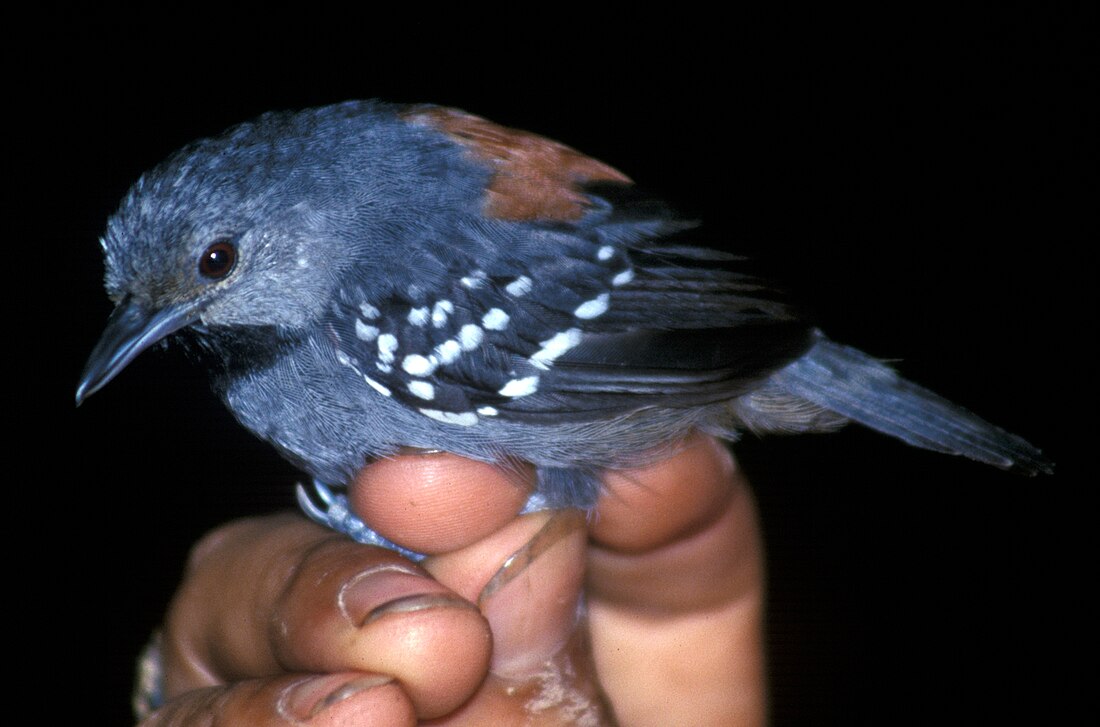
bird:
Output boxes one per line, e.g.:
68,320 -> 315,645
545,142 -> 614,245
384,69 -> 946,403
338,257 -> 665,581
76,99 -> 1052,556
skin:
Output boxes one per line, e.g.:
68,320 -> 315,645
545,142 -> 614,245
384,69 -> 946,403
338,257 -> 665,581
140,433 -> 764,726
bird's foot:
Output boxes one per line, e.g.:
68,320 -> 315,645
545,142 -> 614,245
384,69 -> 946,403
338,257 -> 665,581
519,490 -> 551,514
296,480 -> 427,562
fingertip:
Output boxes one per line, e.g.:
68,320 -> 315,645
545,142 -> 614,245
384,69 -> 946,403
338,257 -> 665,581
280,674 -> 416,726
592,432 -> 740,553
269,544 -> 494,717
351,453 -> 534,555
138,675 -> 418,727
478,511 -> 588,677
356,595 -> 493,717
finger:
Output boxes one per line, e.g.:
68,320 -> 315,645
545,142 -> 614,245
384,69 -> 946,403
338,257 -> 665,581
427,510 -> 587,675
367,456 -> 587,676
427,510 -> 613,723
349,451 -> 534,555
163,513 -> 491,719
139,673 -> 416,727
351,454 -> 612,719
589,433 -> 761,606
587,433 -> 766,725
417,630 -> 612,726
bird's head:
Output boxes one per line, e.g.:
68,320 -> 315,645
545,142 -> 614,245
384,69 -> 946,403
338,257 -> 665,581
76,106 -> 389,403
76,99 -> 621,405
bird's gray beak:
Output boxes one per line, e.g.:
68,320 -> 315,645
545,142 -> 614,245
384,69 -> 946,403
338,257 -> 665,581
76,297 -> 201,405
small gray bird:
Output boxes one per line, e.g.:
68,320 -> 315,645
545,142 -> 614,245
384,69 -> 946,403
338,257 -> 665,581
76,100 -> 1051,556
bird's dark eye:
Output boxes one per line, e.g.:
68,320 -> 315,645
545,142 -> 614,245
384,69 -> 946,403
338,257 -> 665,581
199,240 -> 237,279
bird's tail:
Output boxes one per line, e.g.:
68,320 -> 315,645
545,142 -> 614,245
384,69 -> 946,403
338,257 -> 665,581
767,332 -> 1053,475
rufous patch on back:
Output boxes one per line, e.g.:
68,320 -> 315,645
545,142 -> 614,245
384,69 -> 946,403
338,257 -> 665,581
402,106 -> 632,222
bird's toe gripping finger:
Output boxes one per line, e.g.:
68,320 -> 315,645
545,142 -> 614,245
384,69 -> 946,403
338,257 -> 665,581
519,490 -> 551,514
295,480 -> 428,562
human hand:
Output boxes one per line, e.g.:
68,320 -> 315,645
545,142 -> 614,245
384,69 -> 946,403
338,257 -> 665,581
138,433 -> 764,725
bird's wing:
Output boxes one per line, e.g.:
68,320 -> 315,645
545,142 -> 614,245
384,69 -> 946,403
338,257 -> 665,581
325,214 -> 811,425
321,106 -> 814,424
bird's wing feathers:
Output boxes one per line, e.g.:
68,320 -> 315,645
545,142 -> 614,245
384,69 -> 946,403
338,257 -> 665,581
319,106 -> 814,424
327,220 -> 811,425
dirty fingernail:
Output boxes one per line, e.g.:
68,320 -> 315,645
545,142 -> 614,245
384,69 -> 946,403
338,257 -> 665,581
479,510 -> 586,605
478,511 -> 589,676
281,674 -> 395,721
364,592 -> 478,626
338,564 -> 445,625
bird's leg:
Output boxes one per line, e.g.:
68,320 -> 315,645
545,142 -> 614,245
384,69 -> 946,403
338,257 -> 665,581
295,480 -> 428,562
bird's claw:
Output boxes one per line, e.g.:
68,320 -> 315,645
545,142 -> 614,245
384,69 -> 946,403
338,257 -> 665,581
296,480 -> 427,562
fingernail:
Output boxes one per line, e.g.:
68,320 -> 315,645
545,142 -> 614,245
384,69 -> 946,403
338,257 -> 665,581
364,592 -> 478,626
280,674 -> 394,721
479,510 -> 586,606
339,564 -> 472,626
477,511 -> 589,677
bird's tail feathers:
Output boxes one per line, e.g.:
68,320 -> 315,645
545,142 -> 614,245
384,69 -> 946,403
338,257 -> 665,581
766,333 -> 1053,475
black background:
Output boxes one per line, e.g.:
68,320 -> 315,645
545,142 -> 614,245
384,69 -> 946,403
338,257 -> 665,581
34,8 -> 1089,725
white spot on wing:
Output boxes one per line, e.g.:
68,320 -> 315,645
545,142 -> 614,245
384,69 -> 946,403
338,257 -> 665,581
408,381 -> 435,400
432,300 -> 454,327
611,268 -> 635,287
356,319 -> 380,341
499,376 -> 540,398
477,406 -> 499,416
419,409 -> 479,426
435,339 -> 462,364
364,375 -> 391,397
408,307 -> 430,326
574,293 -> 610,320
505,275 -> 533,297
459,324 -> 484,351
360,303 -> 380,319
530,328 -> 582,370
377,334 -> 398,364
402,354 -> 438,376
461,270 -> 487,289
482,308 -> 510,331
597,245 -> 614,261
